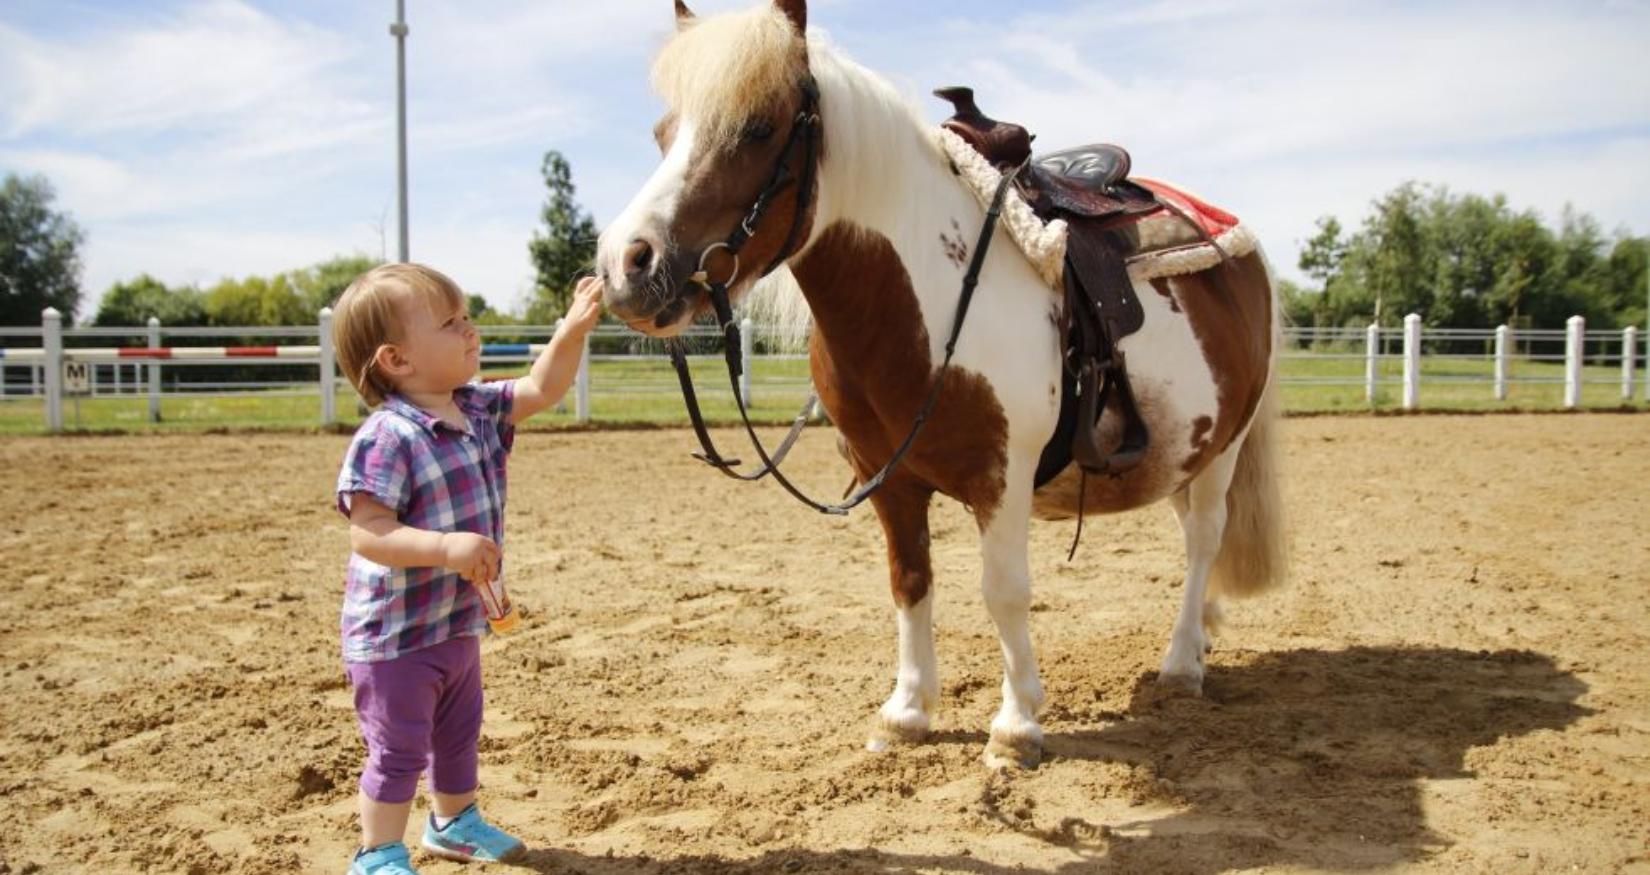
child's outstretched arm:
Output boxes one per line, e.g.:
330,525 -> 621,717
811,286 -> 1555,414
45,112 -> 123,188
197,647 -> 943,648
348,494 -> 500,584
511,276 -> 604,424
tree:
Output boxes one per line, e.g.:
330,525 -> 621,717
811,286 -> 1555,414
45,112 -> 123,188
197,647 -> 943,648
203,274 -> 308,326
0,173 -> 85,324
290,254 -> 380,316
1295,217 -> 1350,328
1602,236 -> 1649,330
94,275 -> 206,327
526,150 -> 597,323
1299,182 -> 1644,331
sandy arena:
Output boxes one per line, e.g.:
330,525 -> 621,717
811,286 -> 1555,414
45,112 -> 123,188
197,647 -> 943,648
1,414 -> 1647,874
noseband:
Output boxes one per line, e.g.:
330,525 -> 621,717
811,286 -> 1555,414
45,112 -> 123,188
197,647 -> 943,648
668,77 -> 1022,515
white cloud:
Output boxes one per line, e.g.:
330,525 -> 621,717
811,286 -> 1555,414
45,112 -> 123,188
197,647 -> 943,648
0,1 -> 368,140
5,0 -> 1649,318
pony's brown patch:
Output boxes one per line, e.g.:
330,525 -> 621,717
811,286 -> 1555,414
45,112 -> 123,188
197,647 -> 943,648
793,221 -> 1009,606
1172,252 -> 1273,467
1149,277 -> 1182,313
1186,414 -> 1215,471
1032,254 -> 1273,519
940,219 -> 969,268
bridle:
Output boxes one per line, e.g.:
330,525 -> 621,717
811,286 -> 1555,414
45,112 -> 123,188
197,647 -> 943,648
667,75 -> 1021,515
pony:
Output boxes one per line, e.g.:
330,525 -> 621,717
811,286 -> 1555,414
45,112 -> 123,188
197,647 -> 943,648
595,0 -> 1285,768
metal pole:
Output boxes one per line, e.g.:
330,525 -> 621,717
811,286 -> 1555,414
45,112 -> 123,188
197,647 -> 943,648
1402,313 -> 1421,410
1365,323 -> 1379,405
391,0 -> 410,263
575,329 -> 591,423
1493,324 -> 1510,401
43,308 -> 62,432
1564,315 -> 1584,409
319,308 -> 337,425
147,316 -> 161,422
1622,327 -> 1638,401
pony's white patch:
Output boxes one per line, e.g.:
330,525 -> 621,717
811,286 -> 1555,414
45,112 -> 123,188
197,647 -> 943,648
934,127 -> 1069,287
597,118 -> 698,302
872,593 -> 939,748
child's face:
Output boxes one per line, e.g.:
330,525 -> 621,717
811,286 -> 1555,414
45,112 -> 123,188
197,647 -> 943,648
389,292 -> 481,395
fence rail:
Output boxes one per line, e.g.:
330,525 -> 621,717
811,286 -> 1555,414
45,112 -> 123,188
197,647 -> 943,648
1,308 -> 1645,432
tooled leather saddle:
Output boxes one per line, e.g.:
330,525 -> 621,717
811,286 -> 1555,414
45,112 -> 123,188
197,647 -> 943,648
936,86 -> 1171,486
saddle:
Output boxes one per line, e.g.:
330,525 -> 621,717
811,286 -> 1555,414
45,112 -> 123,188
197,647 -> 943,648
936,86 -> 1157,484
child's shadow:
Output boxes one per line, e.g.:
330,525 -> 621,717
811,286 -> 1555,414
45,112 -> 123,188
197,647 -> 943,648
512,645 -> 1591,874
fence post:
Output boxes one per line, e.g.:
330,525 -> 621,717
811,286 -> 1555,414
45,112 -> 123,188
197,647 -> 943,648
318,308 -> 336,425
739,317 -> 754,407
1623,327 -> 1639,402
1564,315 -> 1584,409
1402,314 -> 1420,410
147,316 -> 162,422
43,307 -> 63,432
1494,324 -> 1510,401
1365,323 -> 1379,404
575,329 -> 591,423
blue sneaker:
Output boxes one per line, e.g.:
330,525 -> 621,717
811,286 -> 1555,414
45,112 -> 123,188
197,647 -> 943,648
421,804 -> 525,863
349,841 -> 419,875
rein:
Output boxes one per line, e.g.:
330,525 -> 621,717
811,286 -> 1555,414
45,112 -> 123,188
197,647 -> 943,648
669,81 -> 1024,513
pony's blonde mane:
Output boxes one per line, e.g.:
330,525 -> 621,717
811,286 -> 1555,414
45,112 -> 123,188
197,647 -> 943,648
656,7 -> 936,352
651,6 -> 809,149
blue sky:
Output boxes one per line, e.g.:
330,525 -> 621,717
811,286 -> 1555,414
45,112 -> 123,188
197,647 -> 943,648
3,0 -> 1648,318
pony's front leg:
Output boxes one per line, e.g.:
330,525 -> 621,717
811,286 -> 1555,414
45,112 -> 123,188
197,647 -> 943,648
978,478 -> 1044,768
866,484 -> 940,751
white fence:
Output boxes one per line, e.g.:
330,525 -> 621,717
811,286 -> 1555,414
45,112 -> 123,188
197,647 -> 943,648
1,308 -> 1645,432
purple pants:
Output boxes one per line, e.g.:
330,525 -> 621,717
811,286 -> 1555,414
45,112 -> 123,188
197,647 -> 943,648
345,634 -> 484,803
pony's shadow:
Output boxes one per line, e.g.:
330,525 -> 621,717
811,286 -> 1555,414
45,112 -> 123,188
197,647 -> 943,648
512,646 -> 1589,874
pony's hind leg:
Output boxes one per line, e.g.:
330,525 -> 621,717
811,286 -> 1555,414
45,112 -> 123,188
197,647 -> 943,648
978,477 -> 1045,768
1160,444 -> 1241,694
867,483 -> 941,751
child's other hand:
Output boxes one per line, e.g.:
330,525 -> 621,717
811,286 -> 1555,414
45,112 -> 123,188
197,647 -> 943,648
563,276 -> 604,336
440,532 -> 500,584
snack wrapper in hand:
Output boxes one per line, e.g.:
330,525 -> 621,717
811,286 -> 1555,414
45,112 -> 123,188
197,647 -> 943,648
475,576 -> 519,634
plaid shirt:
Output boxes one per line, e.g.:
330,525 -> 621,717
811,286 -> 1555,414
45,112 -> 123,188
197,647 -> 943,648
335,381 -> 515,663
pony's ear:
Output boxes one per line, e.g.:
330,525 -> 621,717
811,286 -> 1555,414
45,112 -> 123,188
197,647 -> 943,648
674,0 -> 694,25
773,0 -> 806,34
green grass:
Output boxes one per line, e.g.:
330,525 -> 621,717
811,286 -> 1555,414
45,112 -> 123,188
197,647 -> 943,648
0,353 -> 1642,435
1275,350 -> 1647,412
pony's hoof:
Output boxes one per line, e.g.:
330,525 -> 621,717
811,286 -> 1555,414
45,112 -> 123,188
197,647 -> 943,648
983,735 -> 1042,770
868,708 -> 930,751
1156,669 -> 1204,696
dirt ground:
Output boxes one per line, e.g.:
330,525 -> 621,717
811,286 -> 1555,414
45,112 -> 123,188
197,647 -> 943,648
1,414 -> 1647,874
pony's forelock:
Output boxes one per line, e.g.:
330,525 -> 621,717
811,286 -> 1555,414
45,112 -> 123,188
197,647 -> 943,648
651,5 -> 808,149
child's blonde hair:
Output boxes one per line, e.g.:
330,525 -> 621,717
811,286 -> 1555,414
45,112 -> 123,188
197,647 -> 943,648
332,263 -> 466,406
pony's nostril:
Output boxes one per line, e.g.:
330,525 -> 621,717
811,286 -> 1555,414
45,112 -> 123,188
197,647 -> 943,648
625,240 -> 654,275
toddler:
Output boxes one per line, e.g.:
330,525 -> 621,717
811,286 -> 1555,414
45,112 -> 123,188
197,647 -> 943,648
330,263 -> 602,874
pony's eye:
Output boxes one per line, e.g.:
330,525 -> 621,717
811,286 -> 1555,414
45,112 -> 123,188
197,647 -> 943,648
742,120 -> 775,142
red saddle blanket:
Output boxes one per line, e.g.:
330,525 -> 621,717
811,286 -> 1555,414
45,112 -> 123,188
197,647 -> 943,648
1126,177 -> 1242,241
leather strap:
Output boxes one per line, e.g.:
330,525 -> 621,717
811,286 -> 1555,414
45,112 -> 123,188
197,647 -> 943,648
674,159 -> 1025,514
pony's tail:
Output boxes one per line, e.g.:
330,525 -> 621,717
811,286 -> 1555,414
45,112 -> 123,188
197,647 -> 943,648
1210,308 -> 1287,601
